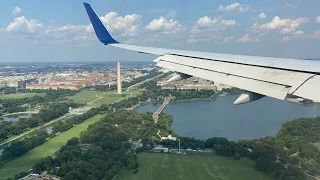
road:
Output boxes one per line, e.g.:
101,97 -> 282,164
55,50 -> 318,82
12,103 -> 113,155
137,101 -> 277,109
0,113 -> 71,147
87,94 -> 103,105
3,111 -> 39,116
127,74 -> 162,90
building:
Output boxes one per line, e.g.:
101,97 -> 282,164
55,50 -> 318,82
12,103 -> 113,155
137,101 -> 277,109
117,61 -> 122,94
26,84 -> 82,90
152,146 -> 169,153
215,83 -> 232,91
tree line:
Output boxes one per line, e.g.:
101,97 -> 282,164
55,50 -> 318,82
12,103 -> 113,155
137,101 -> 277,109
0,102 -> 78,141
0,89 -> 76,114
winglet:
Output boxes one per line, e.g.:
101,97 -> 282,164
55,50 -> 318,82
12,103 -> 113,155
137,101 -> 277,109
83,2 -> 119,44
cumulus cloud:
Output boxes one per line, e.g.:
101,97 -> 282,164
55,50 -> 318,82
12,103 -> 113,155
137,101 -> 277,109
254,16 -> 308,35
52,12 -> 142,37
223,36 -> 234,42
5,11 -> 143,43
56,24 -> 93,33
258,12 -> 267,19
282,36 -> 291,41
167,11 -> 176,18
218,2 -> 249,12
145,16 -> 183,34
314,31 -> 320,38
237,34 -> 259,43
6,16 -> 43,33
293,30 -> 304,35
99,12 -> 142,36
192,16 -> 236,33
285,3 -> 296,8
187,16 -> 236,43
316,16 -> 320,24
12,6 -> 22,15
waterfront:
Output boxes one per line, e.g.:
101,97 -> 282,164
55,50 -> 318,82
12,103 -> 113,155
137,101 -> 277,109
135,95 -> 320,140
2,113 -> 33,122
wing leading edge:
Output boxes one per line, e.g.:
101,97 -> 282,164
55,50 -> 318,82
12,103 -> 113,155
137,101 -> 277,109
83,2 -> 320,103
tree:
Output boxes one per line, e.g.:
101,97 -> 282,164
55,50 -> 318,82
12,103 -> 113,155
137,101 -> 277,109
234,152 -> 240,160
67,137 -> 79,146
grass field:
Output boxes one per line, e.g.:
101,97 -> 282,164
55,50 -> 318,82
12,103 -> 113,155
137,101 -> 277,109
68,90 -> 141,106
313,142 -> 320,151
117,153 -> 273,180
0,114 -> 105,180
0,93 -> 45,99
0,114 -> 72,147
68,91 -> 122,106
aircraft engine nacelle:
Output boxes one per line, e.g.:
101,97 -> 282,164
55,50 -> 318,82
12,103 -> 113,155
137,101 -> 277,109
234,92 -> 265,105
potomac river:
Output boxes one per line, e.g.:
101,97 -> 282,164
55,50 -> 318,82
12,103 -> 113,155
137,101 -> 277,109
135,94 -> 320,141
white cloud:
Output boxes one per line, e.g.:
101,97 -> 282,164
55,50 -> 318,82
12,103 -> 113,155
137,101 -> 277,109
259,16 -> 308,34
145,16 -> 183,34
100,12 -> 142,36
192,16 -> 236,31
316,16 -> 320,24
237,34 -> 250,42
12,6 -> 22,15
258,12 -> 267,19
293,30 -> 304,35
167,11 -> 176,18
237,34 -> 259,43
7,16 -> 43,33
187,16 -> 236,43
280,28 -> 295,34
282,36 -> 291,41
5,11 -> 142,43
285,3 -> 296,8
314,31 -> 320,38
56,24 -> 92,33
218,2 -> 249,12
220,20 -> 236,26
223,36 -> 234,42
49,12 -> 142,37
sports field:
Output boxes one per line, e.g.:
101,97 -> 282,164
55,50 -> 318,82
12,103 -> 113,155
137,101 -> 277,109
68,91 -> 122,106
0,114 -> 105,180
117,153 -> 273,180
0,93 -> 45,99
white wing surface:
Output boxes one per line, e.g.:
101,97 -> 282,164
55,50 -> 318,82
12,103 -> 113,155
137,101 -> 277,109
84,2 -> 320,104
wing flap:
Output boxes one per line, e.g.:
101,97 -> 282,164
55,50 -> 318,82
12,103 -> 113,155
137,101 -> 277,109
157,59 -> 291,100
156,55 -> 313,95
292,75 -> 320,102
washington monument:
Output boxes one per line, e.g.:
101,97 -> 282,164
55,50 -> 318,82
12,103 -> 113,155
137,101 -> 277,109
117,61 -> 122,94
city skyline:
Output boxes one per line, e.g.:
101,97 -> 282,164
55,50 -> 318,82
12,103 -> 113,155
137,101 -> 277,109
0,0 -> 320,62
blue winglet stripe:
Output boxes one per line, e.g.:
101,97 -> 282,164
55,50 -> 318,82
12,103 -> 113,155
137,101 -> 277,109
83,2 -> 119,44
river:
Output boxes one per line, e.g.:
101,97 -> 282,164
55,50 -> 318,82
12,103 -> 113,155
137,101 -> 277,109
135,94 -> 320,141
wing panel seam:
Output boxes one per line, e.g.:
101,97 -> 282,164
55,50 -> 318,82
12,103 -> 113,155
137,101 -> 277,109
170,54 -> 319,75
159,59 -> 292,88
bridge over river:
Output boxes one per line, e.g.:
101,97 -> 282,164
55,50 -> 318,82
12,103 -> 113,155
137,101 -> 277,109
153,95 -> 171,123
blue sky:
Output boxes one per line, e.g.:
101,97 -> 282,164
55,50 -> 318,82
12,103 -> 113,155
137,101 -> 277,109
0,0 -> 320,62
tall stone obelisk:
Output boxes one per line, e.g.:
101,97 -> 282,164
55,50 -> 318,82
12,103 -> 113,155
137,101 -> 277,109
117,61 -> 122,94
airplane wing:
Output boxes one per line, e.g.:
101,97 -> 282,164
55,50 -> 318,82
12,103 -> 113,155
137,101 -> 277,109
83,2 -> 320,104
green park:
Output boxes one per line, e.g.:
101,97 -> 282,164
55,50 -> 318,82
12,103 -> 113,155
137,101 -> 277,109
0,114 -> 104,180
117,153 -> 273,180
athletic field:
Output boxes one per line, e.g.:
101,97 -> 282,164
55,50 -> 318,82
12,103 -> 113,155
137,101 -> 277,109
117,153 -> 273,180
